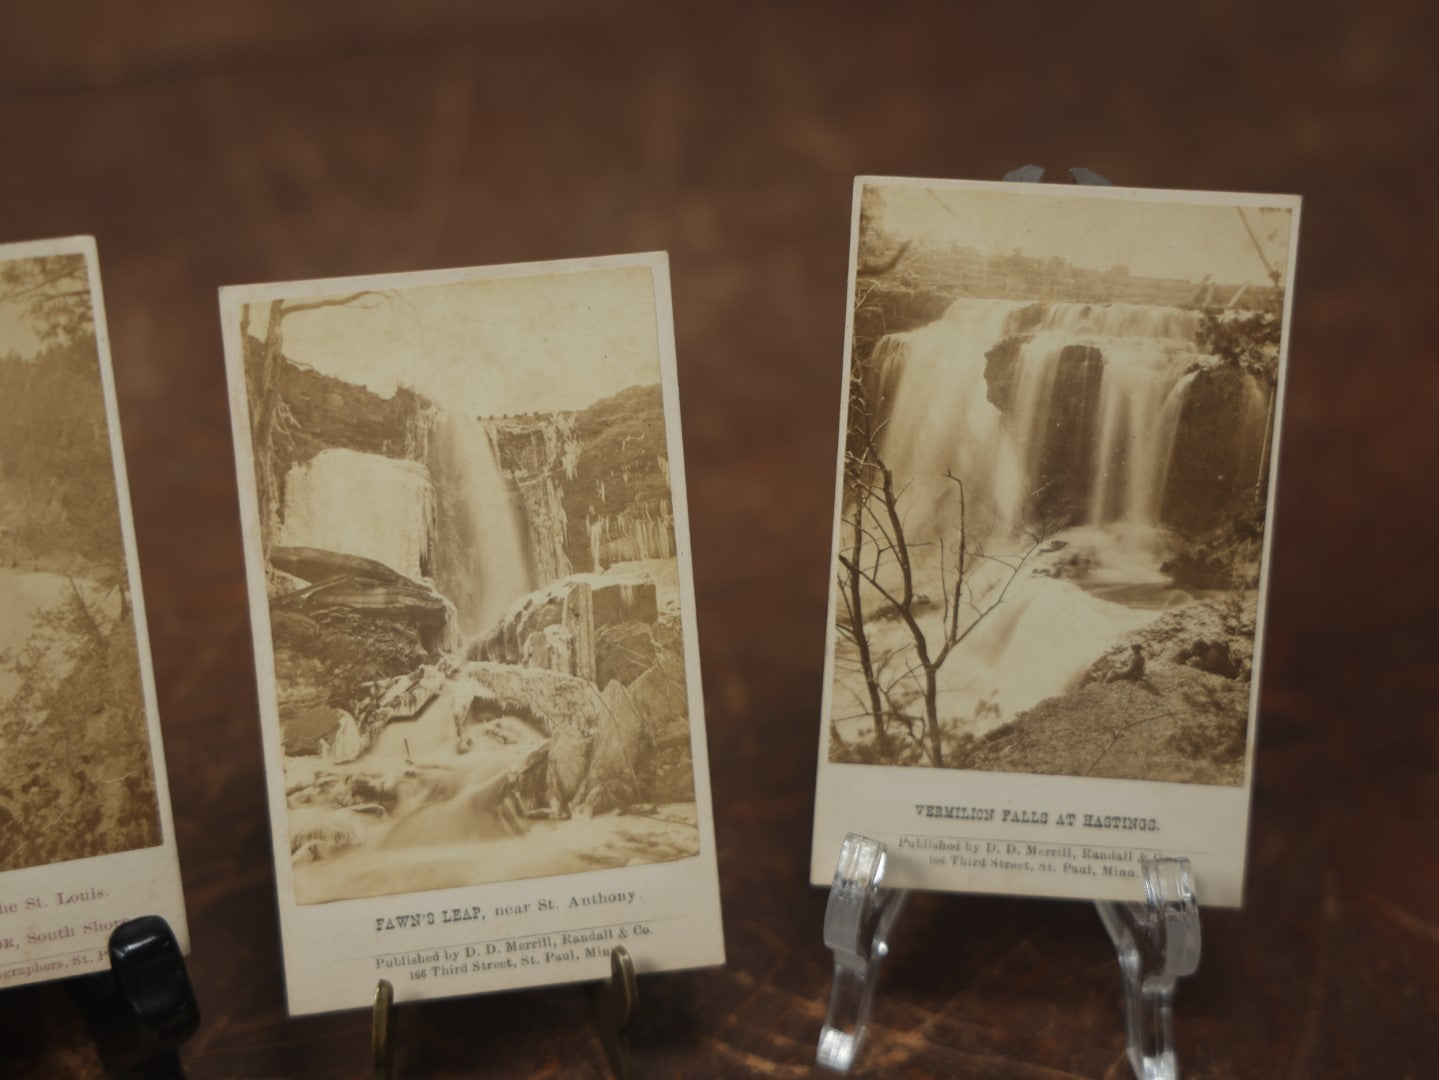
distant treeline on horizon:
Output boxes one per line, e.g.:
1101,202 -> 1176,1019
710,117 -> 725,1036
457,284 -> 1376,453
882,244 -> 1283,313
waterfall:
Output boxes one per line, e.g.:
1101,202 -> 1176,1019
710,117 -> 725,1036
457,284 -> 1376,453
836,297 -> 1271,742
871,299 -> 1236,537
432,414 -> 537,641
871,299 -> 1029,541
1085,350 -> 1195,526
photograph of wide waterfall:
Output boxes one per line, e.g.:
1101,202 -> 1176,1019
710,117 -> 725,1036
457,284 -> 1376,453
232,260 -> 701,905
827,180 -> 1294,786
0,245 -> 163,871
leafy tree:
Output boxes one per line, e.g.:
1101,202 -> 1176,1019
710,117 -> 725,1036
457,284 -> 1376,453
1195,309 -> 1282,385
0,253 -> 91,344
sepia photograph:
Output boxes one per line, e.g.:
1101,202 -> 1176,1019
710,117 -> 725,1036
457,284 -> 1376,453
824,179 -> 1295,788
227,258 -> 704,907
0,241 -> 163,874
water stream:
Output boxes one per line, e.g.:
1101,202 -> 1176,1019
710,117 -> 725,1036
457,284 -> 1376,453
837,298 -> 1267,739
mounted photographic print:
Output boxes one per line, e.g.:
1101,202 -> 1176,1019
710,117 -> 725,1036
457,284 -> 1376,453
221,252 -> 722,1014
811,178 -> 1300,906
0,237 -> 187,990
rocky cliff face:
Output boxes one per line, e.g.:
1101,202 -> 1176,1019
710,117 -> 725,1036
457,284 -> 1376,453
982,335 -> 1270,535
490,384 -> 676,576
247,341 -> 435,531
252,350 -> 458,757
1161,363 -> 1270,533
474,563 -> 692,811
852,281 -> 957,356
262,356 -> 693,829
489,421 -> 573,585
985,338 -> 1105,523
479,388 -> 691,815
959,597 -> 1256,785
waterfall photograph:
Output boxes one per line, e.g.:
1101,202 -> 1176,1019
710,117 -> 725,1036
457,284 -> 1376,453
826,179 -> 1295,787
229,259 -> 702,906
0,243 -> 163,872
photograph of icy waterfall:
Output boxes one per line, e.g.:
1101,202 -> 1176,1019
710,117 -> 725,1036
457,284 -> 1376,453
828,181 -> 1293,785
238,263 -> 698,904
0,248 -> 162,871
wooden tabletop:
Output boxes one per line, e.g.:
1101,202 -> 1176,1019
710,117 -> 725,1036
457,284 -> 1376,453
2,2 -> 1436,1076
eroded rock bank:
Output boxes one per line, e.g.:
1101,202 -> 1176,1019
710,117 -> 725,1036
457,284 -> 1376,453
286,657 -> 695,866
958,596 -> 1257,785
472,562 -> 694,813
489,384 -> 676,576
982,332 -> 1270,532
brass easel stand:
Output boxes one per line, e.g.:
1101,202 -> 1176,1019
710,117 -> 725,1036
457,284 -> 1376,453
369,945 -> 637,1078
372,979 -> 395,1080
588,946 -> 638,1079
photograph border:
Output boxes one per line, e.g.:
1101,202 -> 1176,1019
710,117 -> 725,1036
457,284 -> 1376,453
220,250 -> 724,1015
810,178 -> 1302,907
0,235 -> 188,992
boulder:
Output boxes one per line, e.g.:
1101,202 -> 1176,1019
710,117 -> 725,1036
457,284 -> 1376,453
587,680 -> 648,812
1161,363 -> 1270,533
522,624 -> 576,676
271,544 -> 456,651
969,661 -> 1249,786
283,703 -> 347,756
985,339 -> 1105,522
271,545 -> 406,586
627,651 -> 688,728
594,621 -> 656,686
479,573 -> 660,688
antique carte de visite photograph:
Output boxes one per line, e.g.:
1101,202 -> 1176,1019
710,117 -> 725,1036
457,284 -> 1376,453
812,178 -> 1300,906
221,251 -> 722,1013
0,237 -> 188,991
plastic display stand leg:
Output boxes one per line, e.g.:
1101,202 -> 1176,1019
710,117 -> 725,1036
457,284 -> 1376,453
1094,855 -> 1202,1080
1004,164 -> 1113,187
69,915 -> 200,1080
818,163 -> 1188,1077
816,833 -> 910,1073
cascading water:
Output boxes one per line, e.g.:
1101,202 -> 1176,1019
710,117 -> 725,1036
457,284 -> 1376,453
871,299 -> 1216,541
838,297 -> 1270,742
871,300 -> 1029,541
431,413 -> 536,640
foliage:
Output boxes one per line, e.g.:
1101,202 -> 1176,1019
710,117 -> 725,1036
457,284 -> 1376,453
562,384 -> 673,569
0,337 -> 127,582
1160,508 -> 1266,591
0,254 -> 92,345
1195,309 -> 1282,385
0,586 -> 159,872
271,607 -> 427,727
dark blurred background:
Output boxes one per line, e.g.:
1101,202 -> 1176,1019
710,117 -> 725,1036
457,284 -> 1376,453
1,2 -> 1435,1076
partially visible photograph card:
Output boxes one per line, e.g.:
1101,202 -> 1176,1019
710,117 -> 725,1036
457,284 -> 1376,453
221,252 -> 723,1015
811,178 -> 1301,906
0,237 -> 188,989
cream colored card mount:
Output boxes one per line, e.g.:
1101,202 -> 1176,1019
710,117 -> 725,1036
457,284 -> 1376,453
812,176 -> 1301,907
221,252 -> 723,1015
0,237 -> 188,991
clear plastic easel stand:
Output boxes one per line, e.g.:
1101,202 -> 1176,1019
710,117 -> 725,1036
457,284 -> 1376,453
1094,855 -> 1202,1080
816,833 -> 910,1072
